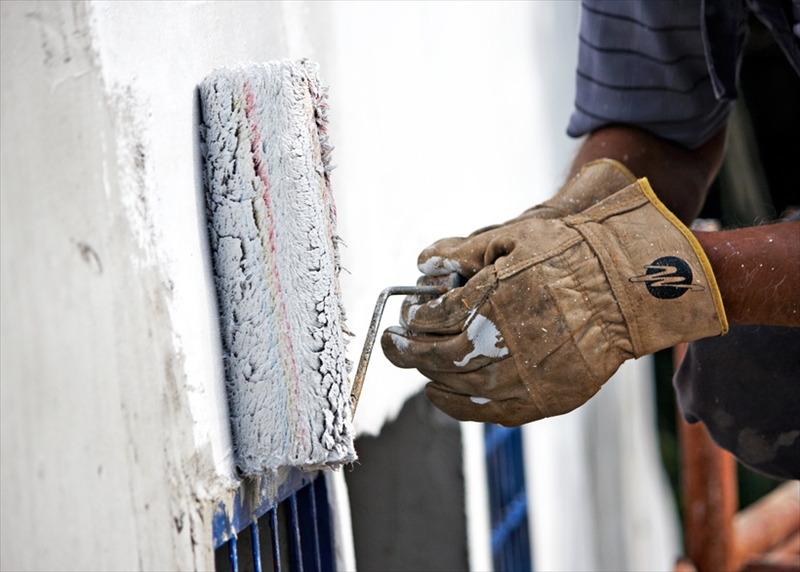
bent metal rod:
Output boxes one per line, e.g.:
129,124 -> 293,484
350,273 -> 461,418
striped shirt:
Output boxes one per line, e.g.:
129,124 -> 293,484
567,0 -> 800,149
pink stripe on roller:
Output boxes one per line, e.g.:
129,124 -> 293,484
243,80 -> 306,446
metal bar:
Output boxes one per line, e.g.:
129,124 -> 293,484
250,521 -> 262,572
484,424 -> 515,456
229,534 -> 240,572
212,468 -> 316,549
491,490 -> 528,553
485,425 -> 503,524
485,423 -> 533,572
350,284 -> 444,416
675,343 -> 738,572
311,473 -> 335,571
269,509 -> 281,572
308,479 -> 323,572
288,493 -> 304,572
499,427 -> 513,508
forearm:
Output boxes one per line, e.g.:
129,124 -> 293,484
569,125 -> 727,224
695,223 -> 800,327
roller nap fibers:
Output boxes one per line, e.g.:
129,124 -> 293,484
199,60 -> 356,476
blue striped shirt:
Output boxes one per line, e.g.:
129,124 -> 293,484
568,0 -> 800,149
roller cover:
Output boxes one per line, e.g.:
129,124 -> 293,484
199,59 -> 356,476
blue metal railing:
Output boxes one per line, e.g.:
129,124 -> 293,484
484,424 -> 533,572
214,474 -> 334,572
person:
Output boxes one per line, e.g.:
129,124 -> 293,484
381,0 -> 799,478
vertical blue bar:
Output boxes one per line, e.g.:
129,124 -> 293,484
308,479 -> 323,572
311,475 -> 335,571
485,424 -> 533,572
270,509 -> 282,572
229,535 -> 239,572
250,521 -> 262,572
289,493 -> 304,572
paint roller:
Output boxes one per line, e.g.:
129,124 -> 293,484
200,59 -> 460,477
200,60 -> 356,476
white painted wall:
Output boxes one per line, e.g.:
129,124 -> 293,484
2,1 -> 335,569
1,2 -> 215,568
331,1 -> 550,437
1,1 -> 679,570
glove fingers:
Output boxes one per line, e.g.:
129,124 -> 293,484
424,383 -> 545,426
400,291 -> 467,334
416,215 -> 541,279
401,270 -> 496,333
381,325 -> 508,373
417,234 -> 496,278
417,359 -> 517,397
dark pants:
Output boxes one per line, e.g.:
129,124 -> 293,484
674,324 -> 800,479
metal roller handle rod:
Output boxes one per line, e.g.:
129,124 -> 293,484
350,285 -> 445,418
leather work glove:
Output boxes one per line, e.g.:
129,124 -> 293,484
418,158 -> 636,278
381,178 -> 728,426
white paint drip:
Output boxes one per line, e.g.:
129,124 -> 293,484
404,302 -> 420,324
418,255 -> 462,276
454,314 -> 508,368
385,326 -> 410,352
429,295 -> 444,307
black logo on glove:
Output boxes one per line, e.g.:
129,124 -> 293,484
629,256 -> 704,299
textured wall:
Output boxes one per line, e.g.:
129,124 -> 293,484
1,2 -> 349,569
0,2 -> 211,568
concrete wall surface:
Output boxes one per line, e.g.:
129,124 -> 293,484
1,1 -> 332,569
1,2 -> 219,569
1,1 -> 680,570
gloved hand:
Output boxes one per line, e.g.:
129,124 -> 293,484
418,158 -> 636,278
381,178 -> 728,426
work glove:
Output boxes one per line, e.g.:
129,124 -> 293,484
418,158 -> 637,278
381,178 -> 728,426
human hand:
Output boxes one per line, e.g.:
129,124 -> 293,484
382,179 -> 727,426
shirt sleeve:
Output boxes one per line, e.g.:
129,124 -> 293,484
567,0 -> 734,149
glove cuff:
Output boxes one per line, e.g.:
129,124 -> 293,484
638,179 -> 728,336
565,178 -> 728,357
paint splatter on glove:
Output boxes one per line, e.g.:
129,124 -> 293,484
381,179 -> 728,426
418,159 -> 637,279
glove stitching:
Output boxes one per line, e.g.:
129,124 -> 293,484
563,188 -> 648,226
496,234 -> 583,281
558,246 -> 627,366
510,264 -> 561,419
508,263 -> 605,419
570,220 -> 642,357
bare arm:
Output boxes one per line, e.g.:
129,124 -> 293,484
695,224 -> 800,327
569,125 -> 728,224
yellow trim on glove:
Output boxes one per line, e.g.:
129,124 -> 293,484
589,158 -> 637,183
638,178 -> 729,335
